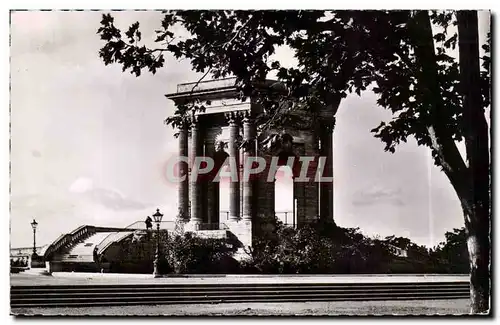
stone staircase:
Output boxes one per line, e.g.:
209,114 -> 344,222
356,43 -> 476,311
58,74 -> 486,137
10,281 -> 470,308
44,225 -> 150,272
44,226 -> 97,261
58,232 -> 115,263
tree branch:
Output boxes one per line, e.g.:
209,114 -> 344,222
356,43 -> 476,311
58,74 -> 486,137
225,17 -> 253,46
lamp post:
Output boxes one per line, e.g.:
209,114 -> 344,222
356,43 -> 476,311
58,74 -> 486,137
152,208 -> 163,278
30,219 -> 38,257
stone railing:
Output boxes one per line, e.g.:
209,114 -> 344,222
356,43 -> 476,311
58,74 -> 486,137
219,210 -> 296,227
96,221 -> 175,256
194,223 -> 229,231
276,211 -> 295,227
44,225 -> 96,260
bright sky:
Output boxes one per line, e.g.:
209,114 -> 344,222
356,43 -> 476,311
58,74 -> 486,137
9,10 -> 490,248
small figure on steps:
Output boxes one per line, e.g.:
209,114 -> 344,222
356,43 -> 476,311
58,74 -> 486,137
145,216 -> 153,230
93,246 -> 99,270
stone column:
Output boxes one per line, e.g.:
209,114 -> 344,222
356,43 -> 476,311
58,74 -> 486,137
225,112 -> 241,221
201,140 -> 209,224
189,114 -> 202,225
205,139 -> 217,225
319,119 -> 334,221
178,119 -> 190,222
242,111 -> 256,222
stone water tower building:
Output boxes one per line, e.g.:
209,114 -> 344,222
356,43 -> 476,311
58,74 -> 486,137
166,78 -> 337,249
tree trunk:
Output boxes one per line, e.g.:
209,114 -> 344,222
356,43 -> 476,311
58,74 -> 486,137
457,10 -> 491,314
463,206 -> 490,313
412,10 -> 490,314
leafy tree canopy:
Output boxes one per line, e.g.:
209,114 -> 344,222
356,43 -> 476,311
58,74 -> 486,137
98,10 -> 490,167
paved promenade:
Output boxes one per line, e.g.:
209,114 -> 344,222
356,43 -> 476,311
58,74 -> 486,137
11,272 -> 469,286
12,299 -> 471,316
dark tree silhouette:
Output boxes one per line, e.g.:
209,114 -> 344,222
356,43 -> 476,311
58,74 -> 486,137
432,227 -> 470,274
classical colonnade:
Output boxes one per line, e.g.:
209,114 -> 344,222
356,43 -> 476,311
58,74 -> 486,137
177,110 -> 257,226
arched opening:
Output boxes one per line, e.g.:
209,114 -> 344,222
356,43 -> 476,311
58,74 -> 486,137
214,128 -> 231,223
214,145 -> 230,223
274,165 -> 295,227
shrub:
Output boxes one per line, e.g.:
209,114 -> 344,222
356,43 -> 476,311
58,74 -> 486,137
164,232 -> 238,274
247,216 -> 468,274
245,216 -> 395,274
111,229 -> 237,274
10,258 -> 28,268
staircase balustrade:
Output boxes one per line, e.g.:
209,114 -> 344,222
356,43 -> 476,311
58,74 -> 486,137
95,221 -> 175,256
46,217 -> 233,262
44,225 -> 97,260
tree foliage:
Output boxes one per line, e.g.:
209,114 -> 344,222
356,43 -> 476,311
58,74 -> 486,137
243,216 -> 461,274
248,216 -> 383,274
109,230 -> 237,274
432,227 -> 469,273
98,11 -> 489,156
164,232 -> 238,274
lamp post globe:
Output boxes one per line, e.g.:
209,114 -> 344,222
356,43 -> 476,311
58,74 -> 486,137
30,219 -> 38,256
152,209 -> 164,224
152,209 -> 164,278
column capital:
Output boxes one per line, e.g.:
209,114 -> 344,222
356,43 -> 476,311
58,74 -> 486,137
225,111 -> 243,125
187,111 -> 200,126
177,116 -> 191,130
242,110 -> 253,123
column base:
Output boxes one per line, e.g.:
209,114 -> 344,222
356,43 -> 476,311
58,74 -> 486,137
226,219 -> 252,253
172,218 -> 187,235
184,219 -> 203,232
227,219 -> 253,262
